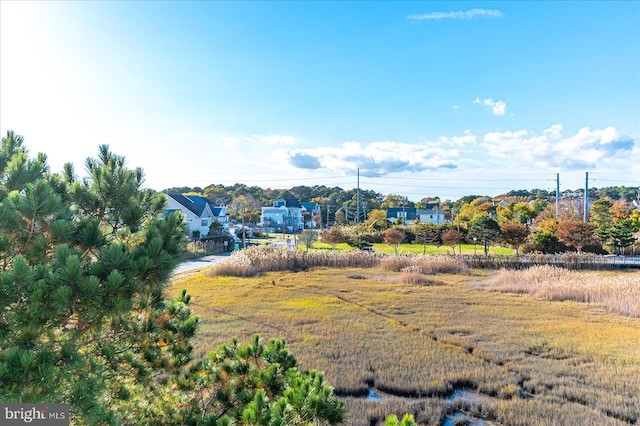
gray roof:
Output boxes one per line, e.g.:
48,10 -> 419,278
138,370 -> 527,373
167,193 -> 216,217
386,207 -> 417,220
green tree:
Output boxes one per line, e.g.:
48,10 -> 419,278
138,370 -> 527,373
207,220 -> 224,236
0,134 -> 193,423
178,335 -> 344,425
529,230 -> 562,254
589,198 -> 615,244
467,215 -> 501,255
608,219 -> 637,254
413,223 -> 440,254
0,133 -> 345,425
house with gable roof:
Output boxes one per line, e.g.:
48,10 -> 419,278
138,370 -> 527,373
386,206 -> 446,225
164,193 -> 229,240
260,198 -> 304,233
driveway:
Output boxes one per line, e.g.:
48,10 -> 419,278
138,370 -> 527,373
172,253 -> 230,275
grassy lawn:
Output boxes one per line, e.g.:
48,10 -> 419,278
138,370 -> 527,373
256,233 -> 516,255
168,266 -> 640,425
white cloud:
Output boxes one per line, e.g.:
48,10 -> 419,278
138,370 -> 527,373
473,97 -> 507,116
284,140 -> 459,176
252,134 -> 297,145
481,124 -> 635,170
220,134 -> 297,151
438,130 -> 477,147
543,124 -> 563,139
408,9 -> 502,21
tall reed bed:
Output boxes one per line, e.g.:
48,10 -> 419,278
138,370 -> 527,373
208,246 -> 468,277
379,255 -> 469,274
484,265 -> 640,317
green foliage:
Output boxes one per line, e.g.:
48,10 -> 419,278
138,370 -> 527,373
207,220 -> 224,236
413,223 -> 441,254
178,335 -> 345,425
528,230 -> 562,254
1,132 -> 344,425
608,219 -> 637,254
347,238 -> 373,250
384,414 -> 417,426
0,133 -> 195,423
467,215 -> 501,255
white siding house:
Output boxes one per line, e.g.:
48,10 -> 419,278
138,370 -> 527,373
417,208 -> 445,225
165,193 -> 229,239
260,198 -> 304,233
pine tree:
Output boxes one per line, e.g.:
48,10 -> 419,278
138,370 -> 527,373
177,335 -> 344,425
0,132 -> 194,423
1,132 -> 345,425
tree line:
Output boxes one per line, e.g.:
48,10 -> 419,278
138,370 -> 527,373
314,196 -> 640,256
165,184 -> 639,228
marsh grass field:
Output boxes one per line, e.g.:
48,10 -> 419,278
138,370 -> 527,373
168,251 -> 640,425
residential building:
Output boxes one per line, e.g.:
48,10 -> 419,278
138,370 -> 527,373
386,207 -> 417,224
260,198 -> 304,233
386,207 -> 445,225
164,193 -> 229,239
417,208 -> 446,225
301,201 -> 322,228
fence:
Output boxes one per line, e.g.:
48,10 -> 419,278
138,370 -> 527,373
460,254 -> 640,270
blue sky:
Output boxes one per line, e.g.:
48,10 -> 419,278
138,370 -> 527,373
1,1 -> 638,201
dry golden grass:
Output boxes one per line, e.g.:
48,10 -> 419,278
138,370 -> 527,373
483,265 -> 640,317
379,255 -> 469,274
168,266 -> 640,425
208,246 -> 468,278
207,246 -> 380,277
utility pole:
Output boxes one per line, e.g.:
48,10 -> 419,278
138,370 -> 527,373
556,173 -> 560,218
583,171 -> 589,222
241,209 -> 246,249
402,196 -> 406,223
356,168 -> 360,223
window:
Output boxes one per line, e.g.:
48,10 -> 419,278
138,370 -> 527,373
201,219 -> 208,227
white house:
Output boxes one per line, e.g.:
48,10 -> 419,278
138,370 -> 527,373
386,207 -> 446,225
164,193 -> 229,239
417,208 -> 446,225
260,198 -> 304,233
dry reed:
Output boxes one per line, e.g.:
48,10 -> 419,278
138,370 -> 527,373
208,246 -> 468,277
484,265 -> 640,317
379,255 -> 469,274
